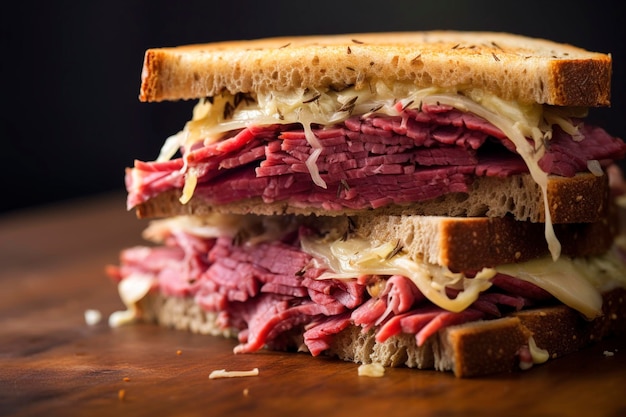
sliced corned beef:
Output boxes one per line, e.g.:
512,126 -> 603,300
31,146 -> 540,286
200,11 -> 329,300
107,226 -> 557,356
126,106 -> 626,210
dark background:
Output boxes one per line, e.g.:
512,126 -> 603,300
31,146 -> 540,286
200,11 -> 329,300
2,0 -> 624,215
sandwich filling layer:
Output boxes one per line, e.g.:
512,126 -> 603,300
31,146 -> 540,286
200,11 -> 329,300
127,85 -> 626,260
107,214 -> 626,356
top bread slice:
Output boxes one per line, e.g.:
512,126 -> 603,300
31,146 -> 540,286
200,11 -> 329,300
139,31 -> 612,106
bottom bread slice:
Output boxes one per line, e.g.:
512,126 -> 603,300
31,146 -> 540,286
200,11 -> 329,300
136,287 -> 626,377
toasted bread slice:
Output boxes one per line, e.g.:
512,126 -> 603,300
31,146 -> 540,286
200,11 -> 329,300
136,288 -> 626,378
139,31 -> 611,106
351,212 -> 616,272
130,206 -> 616,275
134,172 -> 609,225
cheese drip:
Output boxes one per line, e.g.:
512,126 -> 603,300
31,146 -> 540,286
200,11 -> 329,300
154,83 -> 588,259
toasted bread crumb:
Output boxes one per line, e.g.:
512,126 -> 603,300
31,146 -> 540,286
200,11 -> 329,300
123,377 -> 130,382
176,349 -> 182,355
118,389 -> 126,401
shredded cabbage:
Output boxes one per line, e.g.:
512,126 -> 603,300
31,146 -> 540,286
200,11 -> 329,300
141,213 -> 301,246
301,231 -> 625,318
587,159 -> 604,176
300,234 -> 495,312
179,167 -> 198,204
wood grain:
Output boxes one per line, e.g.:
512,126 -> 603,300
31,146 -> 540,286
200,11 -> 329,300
1,193 -> 625,417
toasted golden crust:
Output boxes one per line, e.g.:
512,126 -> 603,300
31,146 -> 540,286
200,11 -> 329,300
139,31 -> 611,106
137,288 -> 626,377
440,317 -> 532,376
133,172 -> 609,225
437,287 -> 626,376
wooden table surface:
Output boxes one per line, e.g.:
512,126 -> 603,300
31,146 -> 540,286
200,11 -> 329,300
2,192 -> 626,417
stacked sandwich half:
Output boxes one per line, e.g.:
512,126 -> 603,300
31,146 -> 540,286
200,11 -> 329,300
108,32 -> 626,377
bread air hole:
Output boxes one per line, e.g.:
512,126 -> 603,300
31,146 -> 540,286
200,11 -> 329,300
291,70 -> 303,86
404,228 -> 415,246
507,197 -> 515,211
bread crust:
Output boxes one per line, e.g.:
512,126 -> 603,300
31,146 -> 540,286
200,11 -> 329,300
139,31 -> 611,106
136,287 -> 626,377
134,172 -> 609,225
